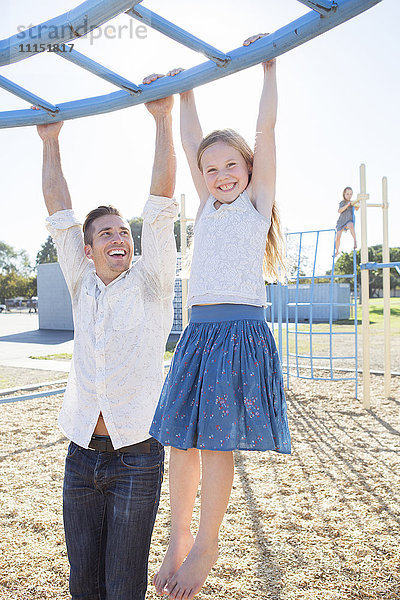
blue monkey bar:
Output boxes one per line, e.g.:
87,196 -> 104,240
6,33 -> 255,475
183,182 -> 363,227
297,0 -> 338,14
126,5 -> 230,66
56,47 -> 141,95
0,74 -> 59,115
0,0 -> 383,128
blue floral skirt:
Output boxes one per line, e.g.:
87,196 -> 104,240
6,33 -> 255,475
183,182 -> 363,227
150,304 -> 291,453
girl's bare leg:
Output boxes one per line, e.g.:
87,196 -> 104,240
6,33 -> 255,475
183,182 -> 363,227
153,447 -> 200,595
348,223 -> 357,249
335,229 -> 343,256
165,450 -> 234,600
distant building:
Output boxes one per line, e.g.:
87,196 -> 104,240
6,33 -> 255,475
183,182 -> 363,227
265,282 -> 350,323
37,257 -> 184,334
37,260 -> 350,334
37,263 -> 74,330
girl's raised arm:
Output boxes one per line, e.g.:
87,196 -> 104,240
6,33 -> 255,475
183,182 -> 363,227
245,35 -> 277,220
179,87 -> 209,206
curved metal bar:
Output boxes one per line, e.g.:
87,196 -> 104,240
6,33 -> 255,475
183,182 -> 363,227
0,0 -> 142,67
0,0 -> 383,128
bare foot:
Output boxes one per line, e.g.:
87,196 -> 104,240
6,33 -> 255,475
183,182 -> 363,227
164,541 -> 219,600
153,532 -> 194,596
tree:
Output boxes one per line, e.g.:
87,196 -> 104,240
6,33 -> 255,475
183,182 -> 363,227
0,241 -> 31,277
128,217 -> 192,255
0,241 -> 18,274
36,235 -> 58,264
129,218 -> 143,256
0,240 -> 36,302
0,272 -> 37,303
330,245 -> 400,296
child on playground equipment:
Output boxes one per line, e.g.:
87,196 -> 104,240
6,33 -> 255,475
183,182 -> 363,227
335,186 -> 359,256
149,33 -> 291,600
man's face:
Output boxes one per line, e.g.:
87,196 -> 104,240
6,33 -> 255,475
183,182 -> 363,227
84,215 -> 134,285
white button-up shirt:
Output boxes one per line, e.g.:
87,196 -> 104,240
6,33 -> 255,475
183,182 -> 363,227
46,195 -> 178,449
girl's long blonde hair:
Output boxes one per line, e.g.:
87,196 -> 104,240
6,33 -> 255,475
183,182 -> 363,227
197,129 -> 286,282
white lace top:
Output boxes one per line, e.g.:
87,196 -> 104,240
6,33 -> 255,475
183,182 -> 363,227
187,190 -> 270,308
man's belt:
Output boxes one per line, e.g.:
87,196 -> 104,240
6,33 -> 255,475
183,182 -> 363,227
88,435 -> 151,454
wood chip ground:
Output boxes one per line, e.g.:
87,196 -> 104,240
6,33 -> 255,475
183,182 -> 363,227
0,375 -> 399,600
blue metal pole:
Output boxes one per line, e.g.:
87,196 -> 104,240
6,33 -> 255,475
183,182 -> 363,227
126,6 -> 230,66
360,262 -> 400,270
286,278 -> 290,389
0,74 -> 59,114
297,0 -> 338,15
269,283 -> 275,335
329,230 -> 335,379
277,282 -> 283,363
295,233 -> 302,378
56,46 -> 141,94
353,248 -> 358,399
309,231 -> 320,379
0,387 -> 66,405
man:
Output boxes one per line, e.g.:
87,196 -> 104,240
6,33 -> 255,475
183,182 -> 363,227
37,86 -> 178,599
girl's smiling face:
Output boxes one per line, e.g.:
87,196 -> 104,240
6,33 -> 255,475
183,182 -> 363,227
200,142 -> 251,205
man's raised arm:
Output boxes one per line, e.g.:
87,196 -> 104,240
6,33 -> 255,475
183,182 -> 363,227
36,120 -> 90,295
144,75 -> 176,198
37,121 -> 72,215
138,78 -> 178,302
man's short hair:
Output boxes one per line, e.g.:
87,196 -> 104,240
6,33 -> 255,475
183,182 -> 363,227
83,205 -> 124,246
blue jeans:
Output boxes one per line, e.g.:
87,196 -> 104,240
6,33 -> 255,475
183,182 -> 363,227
63,438 -> 164,600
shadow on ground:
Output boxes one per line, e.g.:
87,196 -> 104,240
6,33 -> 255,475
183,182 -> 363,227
0,330 -> 73,345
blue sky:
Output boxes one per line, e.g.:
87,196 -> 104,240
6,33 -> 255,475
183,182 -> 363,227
1,0 -> 399,266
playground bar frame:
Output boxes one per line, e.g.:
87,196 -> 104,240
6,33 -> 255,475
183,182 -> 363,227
0,0 -> 383,128
0,0 -> 141,67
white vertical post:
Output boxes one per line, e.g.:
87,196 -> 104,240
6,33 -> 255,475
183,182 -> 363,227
180,193 -> 189,328
382,177 -> 391,399
359,163 -> 370,409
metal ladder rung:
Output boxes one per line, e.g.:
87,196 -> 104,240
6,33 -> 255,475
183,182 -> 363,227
126,5 -> 230,66
56,46 -> 141,94
297,0 -> 337,15
0,74 -> 58,114
0,0 -> 141,68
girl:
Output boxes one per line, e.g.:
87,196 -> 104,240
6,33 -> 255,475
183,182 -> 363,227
335,186 -> 358,256
150,34 -> 291,600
